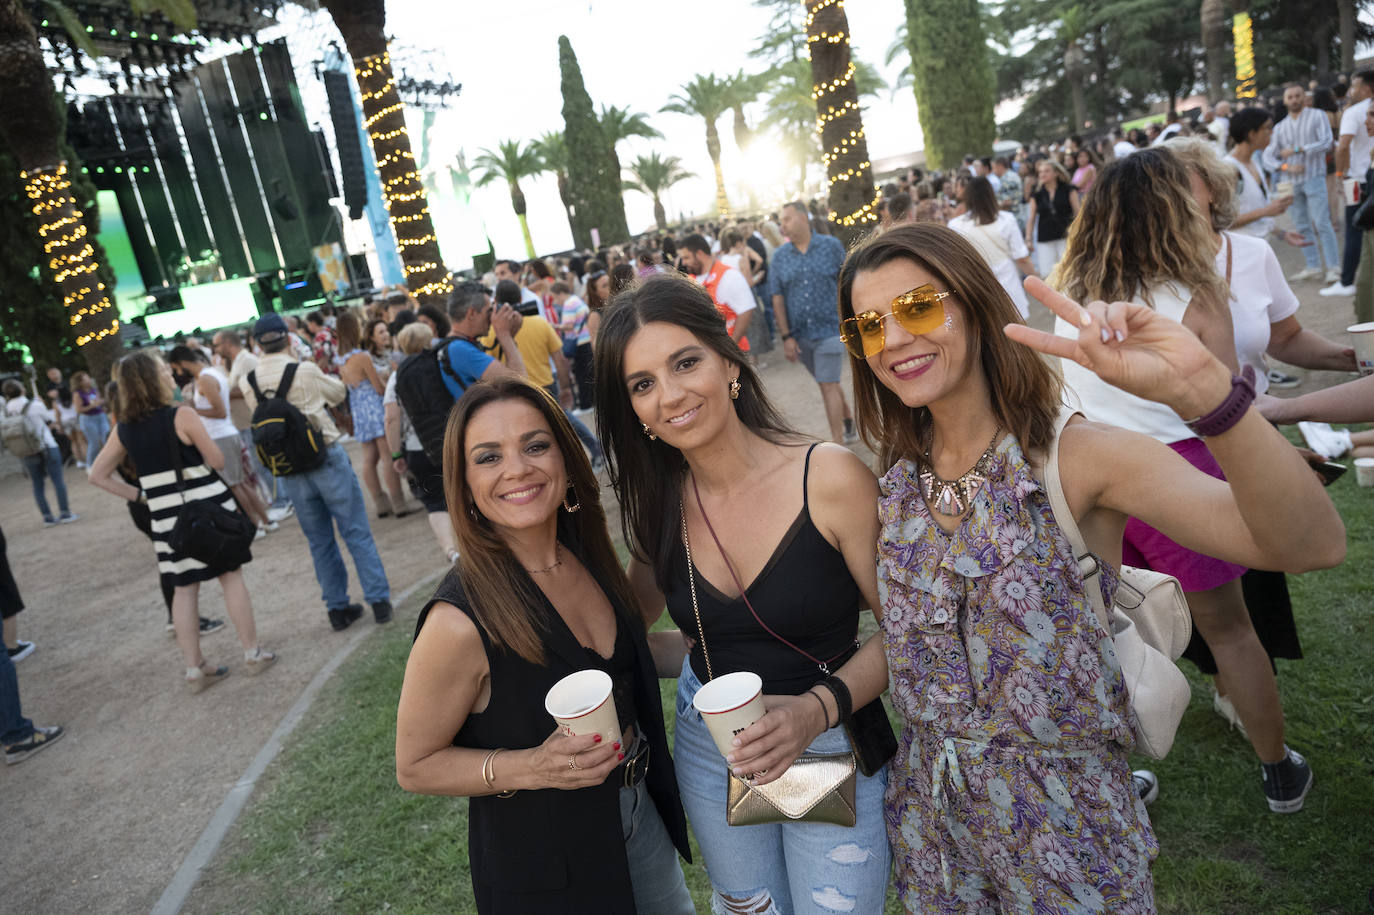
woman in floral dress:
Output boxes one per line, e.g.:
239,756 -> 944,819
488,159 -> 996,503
835,224 -> 1345,912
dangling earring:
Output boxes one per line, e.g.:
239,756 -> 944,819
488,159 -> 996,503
729,377 -> 741,400
642,422 -> 657,441
563,484 -> 581,513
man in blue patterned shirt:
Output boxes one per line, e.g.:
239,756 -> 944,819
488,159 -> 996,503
769,201 -> 858,444
1265,84 -> 1339,282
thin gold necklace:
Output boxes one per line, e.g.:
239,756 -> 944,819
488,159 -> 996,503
920,427 -> 1001,516
523,544 -> 563,574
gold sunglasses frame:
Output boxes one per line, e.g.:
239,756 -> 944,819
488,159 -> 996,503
840,285 -> 953,358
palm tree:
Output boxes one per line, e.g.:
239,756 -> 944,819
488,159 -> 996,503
623,152 -> 694,232
0,0 -> 198,382
723,70 -> 761,150
321,0 -> 450,302
761,58 -> 884,193
806,0 -> 877,243
662,74 -> 734,217
474,139 -> 543,259
597,104 -> 661,188
1201,0 -> 1227,102
531,131 -> 574,237
1060,7 -> 1089,132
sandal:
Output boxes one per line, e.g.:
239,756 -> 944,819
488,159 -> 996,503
186,664 -> 230,694
244,649 -> 278,676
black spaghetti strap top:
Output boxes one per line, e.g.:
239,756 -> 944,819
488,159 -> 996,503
665,444 -> 862,695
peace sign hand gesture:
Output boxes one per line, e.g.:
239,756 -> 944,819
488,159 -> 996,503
1005,277 -> 1234,420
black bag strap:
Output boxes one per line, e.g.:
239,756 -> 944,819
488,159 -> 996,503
247,362 -> 299,402
246,369 -> 264,402
165,407 -> 189,506
436,340 -> 468,392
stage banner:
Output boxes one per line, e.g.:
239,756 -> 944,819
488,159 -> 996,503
314,242 -> 350,294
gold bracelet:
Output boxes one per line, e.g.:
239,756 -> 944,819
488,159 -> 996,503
480,749 -> 498,790
489,748 -> 517,798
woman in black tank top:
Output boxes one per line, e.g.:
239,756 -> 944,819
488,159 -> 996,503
395,377 -> 692,915
593,276 -> 894,913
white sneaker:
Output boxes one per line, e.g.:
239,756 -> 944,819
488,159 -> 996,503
1288,266 -> 1321,282
254,526 -> 267,541
266,505 -> 294,523
1324,267 -> 1342,284
1318,282 -> 1356,296
264,521 -> 279,532
1298,421 -> 1353,459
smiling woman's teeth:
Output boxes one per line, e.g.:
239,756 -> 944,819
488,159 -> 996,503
501,485 -> 541,501
668,406 -> 699,425
893,354 -> 934,372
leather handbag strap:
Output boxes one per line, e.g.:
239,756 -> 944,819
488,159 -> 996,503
1041,408 -> 1111,633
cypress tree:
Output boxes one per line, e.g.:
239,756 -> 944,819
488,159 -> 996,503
558,36 -> 628,248
902,0 -> 996,170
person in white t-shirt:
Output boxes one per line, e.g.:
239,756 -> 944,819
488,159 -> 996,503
1326,70 -> 1374,296
168,345 -> 273,534
948,176 -> 1038,318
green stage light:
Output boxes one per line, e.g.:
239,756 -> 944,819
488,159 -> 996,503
109,28 -> 117,36
142,166 -> 151,173
95,166 -> 104,174
150,33 -> 159,40
259,112 -> 268,120
85,24 -> 93,32
41,19 -> 48,26
114,166 -> 122,173
81,166 -> 89,174
130,30 -> 138,38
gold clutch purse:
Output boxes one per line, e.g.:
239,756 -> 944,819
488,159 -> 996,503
725,751 -> 857,827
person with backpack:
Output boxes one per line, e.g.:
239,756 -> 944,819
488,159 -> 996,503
239,314 -> 392,631
394,281 -> 525,465
3,379 -> 78,526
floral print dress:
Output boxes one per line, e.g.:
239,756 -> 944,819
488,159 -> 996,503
878,434 -> 1157,914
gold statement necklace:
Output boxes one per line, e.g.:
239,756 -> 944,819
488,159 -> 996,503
919,427 -> 1002,516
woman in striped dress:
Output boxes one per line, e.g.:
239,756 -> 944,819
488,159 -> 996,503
89,350 -> 275,692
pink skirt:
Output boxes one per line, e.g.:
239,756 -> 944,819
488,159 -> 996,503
1122,437 -> 1247,592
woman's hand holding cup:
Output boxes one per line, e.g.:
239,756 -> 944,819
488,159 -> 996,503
1006,277 -> 1234,421
724,693 -> 829,787
527,727 -> 622,791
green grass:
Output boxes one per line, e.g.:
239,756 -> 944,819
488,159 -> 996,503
193,474 -> 1374,914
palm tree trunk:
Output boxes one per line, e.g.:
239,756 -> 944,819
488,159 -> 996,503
1338,0 -> 1356,72
517,213 -> 536,259
0,0 -> 120,381
1201,0 -> 1226,102
653,197 -> 666,232
706,123 -> 729,217
322,0 -> 450,304
807,0 -> 877,245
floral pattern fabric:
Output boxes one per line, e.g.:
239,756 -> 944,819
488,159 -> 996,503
878,434 -> 1157,913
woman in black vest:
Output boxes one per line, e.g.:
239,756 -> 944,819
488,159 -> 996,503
395,376 -> 693,915
1026,158 -> 1081,277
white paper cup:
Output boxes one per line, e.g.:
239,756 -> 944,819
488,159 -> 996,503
545,669 -> 620,746
1355,457 -> 1374,487
1349,323 -> 1374,376
692,671 -> 766,758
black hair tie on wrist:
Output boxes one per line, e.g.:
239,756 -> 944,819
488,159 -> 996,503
821,676 -> 853,724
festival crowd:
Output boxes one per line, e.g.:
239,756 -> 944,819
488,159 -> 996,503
4,71 -> 1373,915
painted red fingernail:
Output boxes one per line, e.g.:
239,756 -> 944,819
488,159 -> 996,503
593,734 -> 602,743
613,741 -> 621,751
618,753 -> 625,761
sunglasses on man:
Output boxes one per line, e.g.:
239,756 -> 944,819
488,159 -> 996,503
840,284 -> 952,359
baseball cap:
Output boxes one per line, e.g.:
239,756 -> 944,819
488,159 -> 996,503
254,313 -> 288,342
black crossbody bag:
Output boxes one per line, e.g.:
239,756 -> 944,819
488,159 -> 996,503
164,410 -> 256,567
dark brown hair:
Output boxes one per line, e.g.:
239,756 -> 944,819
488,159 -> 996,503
442,376 -> 640,664
837,223 -> 1062,468
593,274 -> 802,591
362,317 -> 390,358
336,311 -> 363,353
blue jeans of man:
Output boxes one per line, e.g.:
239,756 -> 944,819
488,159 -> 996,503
1292,171 -> 1340,269
77,411 -> 109,466
279,443 -> 389,611
1343,202 -> 1364,285
0,647 -> 31,745
22,446 -> 70,521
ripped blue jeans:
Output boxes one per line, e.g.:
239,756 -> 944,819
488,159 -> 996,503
674,656 -> 892,914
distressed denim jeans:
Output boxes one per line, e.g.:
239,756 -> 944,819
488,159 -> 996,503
673,656 -> 892,914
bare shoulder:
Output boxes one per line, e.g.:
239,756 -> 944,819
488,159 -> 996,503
413,601 -> 488,667
804,441 -> 879,492
802,442 -> 880,536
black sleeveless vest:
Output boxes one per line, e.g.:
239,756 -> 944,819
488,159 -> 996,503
414,551 -> 690,914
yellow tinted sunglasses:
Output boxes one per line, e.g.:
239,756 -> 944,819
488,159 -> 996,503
840,284 -> 952,358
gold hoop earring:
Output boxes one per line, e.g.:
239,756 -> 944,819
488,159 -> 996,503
563,484 -> 581,513
642,422 -> 657,441
729,377 -> 741,400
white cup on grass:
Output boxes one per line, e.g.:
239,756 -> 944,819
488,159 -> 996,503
545,670 -> 620,746
692,671 -> 766,758
1354,457 -> 1374,488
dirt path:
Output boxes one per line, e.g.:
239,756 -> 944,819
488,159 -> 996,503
3,236 -> 1360,913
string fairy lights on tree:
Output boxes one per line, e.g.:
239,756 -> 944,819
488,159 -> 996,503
1232,11 -> 1256,99
24,163 -> 117,347
805,0 -> 878,245
322,0 -> 450,303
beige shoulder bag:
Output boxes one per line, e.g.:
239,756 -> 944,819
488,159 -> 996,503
1041,409 -> 1193,759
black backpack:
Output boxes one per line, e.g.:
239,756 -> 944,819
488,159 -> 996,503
247,363 -> 326,477
395,338 -> 469,466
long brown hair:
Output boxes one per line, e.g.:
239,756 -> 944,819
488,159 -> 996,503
837,224 -> 1062,469
336,311 -> 363,352
593,274 -> 802,591
442,376 -> 640,664
1053,147 -> 1227,318
113,350 -> 174,422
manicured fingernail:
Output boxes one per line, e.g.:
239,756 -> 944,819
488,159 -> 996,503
732,737 -> 741,747
1115,330 -> 1126,343
1080,312 -> 1093,327
732,766 -> 743,776
1100,327 -> 1111,343
618,753 -> 625,761
725,753 -> 736,764
593,734 -> 602,743
613,741 -> 621,751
